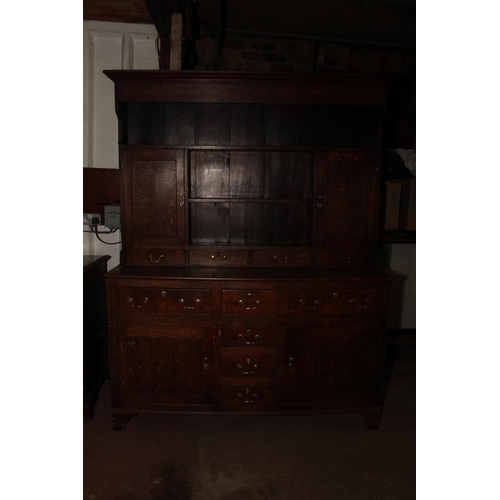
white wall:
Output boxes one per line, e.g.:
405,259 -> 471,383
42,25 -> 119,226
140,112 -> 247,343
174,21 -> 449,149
379,244 -> 416,329
83,20 -> 158,270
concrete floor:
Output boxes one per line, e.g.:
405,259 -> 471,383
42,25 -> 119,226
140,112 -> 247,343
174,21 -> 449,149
83,345 -> 415,500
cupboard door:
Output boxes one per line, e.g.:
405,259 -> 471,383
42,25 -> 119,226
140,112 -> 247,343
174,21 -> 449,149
315,151 -> 379,247
119,323 -> 212,406
122,148 -> 185,248
283,326 -> 377,406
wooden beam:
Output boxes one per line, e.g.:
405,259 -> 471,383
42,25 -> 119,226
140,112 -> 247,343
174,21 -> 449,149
144,0 -> 178,37
144,0 -> 180,69
83,0 -> 152,24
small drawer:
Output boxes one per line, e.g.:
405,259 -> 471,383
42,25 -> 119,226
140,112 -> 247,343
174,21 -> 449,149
288,289 -> 383,315
314,249 -> 370,267
117,288 -> 211,314
342,289 -> 383,314
221,326 -> 278,348
126,249 -> 186,266
190,249 -> 248,266
252,250 -> 312,267
220,386 -> 275,407
220,351 -> 277,378
221,290 -> 279,315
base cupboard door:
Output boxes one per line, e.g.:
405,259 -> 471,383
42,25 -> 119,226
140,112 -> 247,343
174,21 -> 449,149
283,326 -> 377,406
117,323 -> 213,406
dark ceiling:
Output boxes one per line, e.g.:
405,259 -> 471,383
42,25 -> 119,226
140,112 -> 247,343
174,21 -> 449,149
83,0 -> 416,50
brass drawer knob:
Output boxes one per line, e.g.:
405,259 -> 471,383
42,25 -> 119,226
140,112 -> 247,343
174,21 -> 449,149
148,254 -> 164,263
349,298 -> 371,309
237,358 -> 258,375
273,254 -> 289,264
238,293 -> 261,310
211,251 -> 228,263
237,329 -> 260,344
179,298 -> 201,309
126,297 -> 148,308
237,388 -> 259,403
299,299 -> 321,310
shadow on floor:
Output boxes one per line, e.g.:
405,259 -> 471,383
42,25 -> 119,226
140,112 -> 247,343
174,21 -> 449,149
84,345 -> 415,500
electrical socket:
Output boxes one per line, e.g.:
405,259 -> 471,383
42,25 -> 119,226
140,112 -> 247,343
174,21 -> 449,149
83,213 -> 101,226
104,205 -> 121,229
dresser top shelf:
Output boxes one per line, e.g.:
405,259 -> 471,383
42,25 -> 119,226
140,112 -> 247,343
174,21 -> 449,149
104,70 -> 388,106
105,265 -> 390,282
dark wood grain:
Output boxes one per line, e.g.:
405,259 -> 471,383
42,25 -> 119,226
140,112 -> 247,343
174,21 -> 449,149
122,148 -> 185,254
127,103 -> 195,145
230,104 -> 265,145
315,151 -> 379,247
83,255 -> 110,419
195,103 -> 230,145
283,326 -> 376,405
104,71 -> 388,107
104,71 -> 391,430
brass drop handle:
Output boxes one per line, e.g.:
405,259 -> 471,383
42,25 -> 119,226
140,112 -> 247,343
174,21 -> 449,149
273,254 -> 289,264
179,298 -> 201,309
204,357 -> 209,370
211,251 -> 228,263
126,297 -> 149,308
349,298 -> 371,309
179,192 -> 184,208
238,293 -> 261,310
288,357 -> 295,370
237,387 -> 258,403
149,254 -> 164,263
237,358 -> 258,375
299,299 -> 321,310
237,329 -> 260,345
317,196 -> 323,209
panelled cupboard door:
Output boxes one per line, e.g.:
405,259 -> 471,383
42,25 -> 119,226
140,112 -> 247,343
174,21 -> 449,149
122,148 -> 185,248
118,323 -> 213,406
283,326 -> 377,406
315,151 -> 379,247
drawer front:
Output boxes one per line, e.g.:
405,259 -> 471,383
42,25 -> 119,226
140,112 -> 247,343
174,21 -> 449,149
221,326 -> 278,348
220,351 -> 277,379
314,249 -> 371,267
190,249 -> 248,266
252,250 -> 312,267
117,288 -> 211,314
220,386 -> 275,408
289,289 -> 383,315
126,249 -> 186,266
221,290 -> 279,315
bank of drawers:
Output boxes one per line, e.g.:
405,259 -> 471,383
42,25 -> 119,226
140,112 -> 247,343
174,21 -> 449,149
117,286 -> 382,316
116,284 -> 384,409
288,289 -> 383,315
219,324 -> 278,409
221,290 -> 279,314
117,287 -> 211,314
